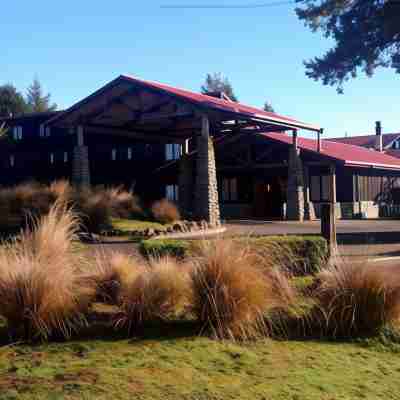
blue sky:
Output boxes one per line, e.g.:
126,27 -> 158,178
1,0 -> 399,138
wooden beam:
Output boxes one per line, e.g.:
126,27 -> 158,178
85,124 -> 186,142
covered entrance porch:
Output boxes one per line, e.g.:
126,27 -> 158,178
45,74 -> 322,228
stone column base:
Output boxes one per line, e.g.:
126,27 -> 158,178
72,146 -> 90,187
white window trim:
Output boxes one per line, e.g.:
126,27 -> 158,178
50,153 -> 54,164
63,152 -> 68,163
165,143 -> 182,161
111,149 -> 117,161
166,184 -> 179,202
127,147 -> 132,160
9,154 -> 15,167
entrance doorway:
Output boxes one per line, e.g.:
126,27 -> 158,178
253,177 -> 286,219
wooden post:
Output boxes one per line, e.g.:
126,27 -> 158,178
321,164 -> 337,256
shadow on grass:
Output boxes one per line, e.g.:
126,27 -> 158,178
0,319 -> 201,348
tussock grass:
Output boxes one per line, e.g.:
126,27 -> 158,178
87,251 -> 143,305
151,199 -> 181,224
115,257 -> 191,335
309,261 -> 400,339
0,202 -> 94,341
190,239 -> 297,341
0,181 -> 145,235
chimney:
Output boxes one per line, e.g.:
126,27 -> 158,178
375,121 -> 383,152
317,129 -> 323,152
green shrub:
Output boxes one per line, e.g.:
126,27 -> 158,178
139,239 -> 192,259
252,236 -> 328,275
140,236 -> 328,275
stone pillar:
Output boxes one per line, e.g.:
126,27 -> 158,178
72,125 -> 90,187
303,165 -> 316,220
194,115 -> 221,226
178,140 -> 194,218
286,130 -> 304,221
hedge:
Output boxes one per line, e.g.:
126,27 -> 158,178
139,235 -> 328,275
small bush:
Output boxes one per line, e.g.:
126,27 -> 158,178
310,262 -> 400,339
139,239 -> 191,259
253,236 -> 328,275
190,239 -> 296,341
114,257 -> 191,334
87,252 -> 143,305
151,199 -> 181,224
0,202 -> 94,341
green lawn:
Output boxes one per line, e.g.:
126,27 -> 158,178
1,322 -> 400,400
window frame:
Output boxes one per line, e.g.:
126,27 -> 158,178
166,184 -> 179,202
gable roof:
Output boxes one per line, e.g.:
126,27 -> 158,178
329,133 -> 400,149
121,75 -> 321,132
262,133 -> 400,170
47,75 -> 321,133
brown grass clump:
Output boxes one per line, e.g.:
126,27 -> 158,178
115,257 -> 191,334
151,199 -> 181,224
190,239 -> 296,341
310,261 -> 400,339
70,187 -> 112,234
0,182 -> 58,234
0,202 -> 94,341
104,186 -> 144,219
87,252 -> 143,305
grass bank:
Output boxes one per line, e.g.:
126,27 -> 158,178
1,327 -> 399,399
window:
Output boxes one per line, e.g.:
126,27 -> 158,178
9,155 -> 15,167
13,126 -> 22,140
166,184 -> 179,202
111,149 -> 117,161
45,127 -> 51,137
63,152 -> 68,163
221,178 -> 238,202
127,147 -> 132,160
50,153 -> 54,164
165,143 -> 181,161
39,124 -> 45,137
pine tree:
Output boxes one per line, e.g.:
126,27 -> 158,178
201,73 -> 238,102
296,0 -> 400,93
263,101 -> 274,113
26,78 -> 57,113
0,84 -> 28,118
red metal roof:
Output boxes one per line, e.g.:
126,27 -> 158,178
329,133 -> 400,149
121,75 -> 320,132
262,132 -> 400,170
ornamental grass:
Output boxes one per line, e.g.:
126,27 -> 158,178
190,239 -> 297,341
0,202 -> 94,341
